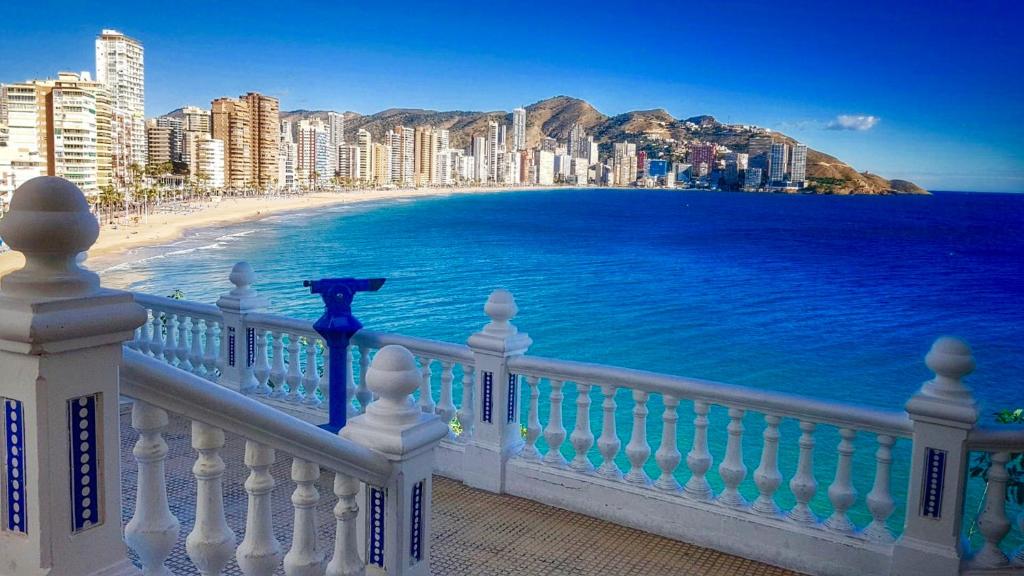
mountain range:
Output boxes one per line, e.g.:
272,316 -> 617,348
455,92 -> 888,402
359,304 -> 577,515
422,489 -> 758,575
200,96 -> 925,195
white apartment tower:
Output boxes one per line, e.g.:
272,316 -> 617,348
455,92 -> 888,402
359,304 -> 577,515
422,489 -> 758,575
512,107 -> 527,151
790,144 -> 808,187
486,121 -> 499,182
356,129 -> 372,183
95,29 -> 145,180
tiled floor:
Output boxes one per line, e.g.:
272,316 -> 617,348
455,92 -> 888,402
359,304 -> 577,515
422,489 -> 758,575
120,411 -> 801,576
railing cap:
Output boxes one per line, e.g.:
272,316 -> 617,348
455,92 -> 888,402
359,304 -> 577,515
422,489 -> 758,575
906,336 -> 978,427
468,289 -> 532,355
217,261 -> 268,311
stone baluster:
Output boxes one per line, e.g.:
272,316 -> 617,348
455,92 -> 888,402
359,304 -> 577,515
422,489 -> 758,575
149,308 -> 165,360
189,316 -> 204,375
138,309 -> 153,355
521,375 -> 542,458
1015,509 -> 1024,564
655,395 -> 682,490
176,314 -> 191,369
457,363 -> 476,442
208,321 -> 222,382
596,384 -> 622,479
568,382 -> 595,472
284,459 -> 325,576
788,421 -> 819,524
864,434 -> 896,542
253,330 -> 272,395
893,338 -> 979,576
165,313 -> 180,365
436,360 -> 457,430
341,345 -> 449,575
752,414 -> 783,516
684,400 -> 714,500
326,473 -> 364,576
302,339 -> 322,405
130,325 -> 142,350
186,422 -> 236,576
824,428 -> 857,533
286,335 -> 303,402
543,379 -> 568,466
269,331 -> 288,397
418,357 -> 436,414
970,451 -> 1012,568
625,390 -> 652,485
236,441 -> 282,575
0,177 -> 147,576
125,401 -> 181,576
718,408 -> 748,507
356,346 -> 372,409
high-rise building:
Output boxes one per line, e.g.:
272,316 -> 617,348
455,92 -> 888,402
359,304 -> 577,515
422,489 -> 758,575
689,143 -> 716,172
197,138 -> 224,188
95,29 -> 145,181
180,106 -> 211,134
568,124 -> 589,158
536,150 -> 555,185
486,121 -> 499,182
472,136 -> 487,183
747,137 -> 773,185
724,152 -> 749,187
277,122 -> 296,190
326,112 -> 345,146
414,126 -> 439,186
743,167 -> 763,191
512,107 -> 527,151
155,116 -> 182,162
372,142 -> 391,185
356,129 -> 372,183
768,141 -> 790,185
295,118 -> 329,187
146,119 -> 173,166
790,144 -> 807,187
242,92 -> 280,189
211,97 -> 250,189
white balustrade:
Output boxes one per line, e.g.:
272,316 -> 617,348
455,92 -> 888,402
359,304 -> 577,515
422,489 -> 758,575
596,384 -> 622,479
825,428 -> 858,533
165,314 -> 180,365
186,421 -> 236,576
788,421 -> 819,524
418,357 -> 436,414
254,330 -> 271,395
522,375 -> 542,459
436,360 -> 457,428
188,317 -> 203,375
237,441 -> 283,575
326,473 -> 364,576
864,434 -> 896,542
284,458 -> 325,576
210,321 -> 223,380
543,379 -> 568,466
270,331 -> 288,397
751,414 -> 782,516
125,401 -> 181,576
356,346 -> 371,409
624,390 -> 651,485
718,408 -> 748,508
457,363 -> 476,441
569,382 -> 595,472
149,310 -> 165,360
176,315 -> 190,368
654,395 -> 681,490
684,400 -> 714,500
139,310 -> 153,355
971,451 -> 1012,568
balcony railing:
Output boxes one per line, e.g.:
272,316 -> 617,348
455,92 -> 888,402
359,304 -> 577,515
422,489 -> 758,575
1,176 -> 1022,576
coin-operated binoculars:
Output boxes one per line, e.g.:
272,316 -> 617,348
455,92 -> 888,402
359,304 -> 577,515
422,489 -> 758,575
304,277 -> 386,432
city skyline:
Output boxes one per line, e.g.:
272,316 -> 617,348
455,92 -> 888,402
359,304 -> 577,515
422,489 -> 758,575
1,0 -> 1021,192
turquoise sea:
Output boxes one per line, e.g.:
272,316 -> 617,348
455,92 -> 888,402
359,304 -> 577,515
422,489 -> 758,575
96,188 -> 1024,533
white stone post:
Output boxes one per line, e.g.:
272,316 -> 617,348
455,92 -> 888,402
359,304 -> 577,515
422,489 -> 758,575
0,177 -> 147,576
463,289 -> 532,493
341,345 -> 448,576
216,262 -> 269,393
891,337 -> 979,576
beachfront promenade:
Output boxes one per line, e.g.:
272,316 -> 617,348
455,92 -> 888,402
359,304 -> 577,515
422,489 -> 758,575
0,177 -> 1022,576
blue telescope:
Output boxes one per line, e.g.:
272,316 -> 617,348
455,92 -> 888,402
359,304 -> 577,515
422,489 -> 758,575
304,277 -> 386,432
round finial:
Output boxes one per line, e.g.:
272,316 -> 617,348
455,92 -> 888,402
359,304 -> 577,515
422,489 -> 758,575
228,261 -> 256,297
365,345 -> 421,423
483,289 -> 519,336
0,176 -> 100,298
924,337 -> 975,398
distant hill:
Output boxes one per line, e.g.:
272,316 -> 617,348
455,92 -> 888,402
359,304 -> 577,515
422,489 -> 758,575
248,96 -> 926,195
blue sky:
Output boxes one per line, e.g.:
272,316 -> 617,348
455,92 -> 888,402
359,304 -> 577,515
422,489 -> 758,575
2,0 -> 1022,192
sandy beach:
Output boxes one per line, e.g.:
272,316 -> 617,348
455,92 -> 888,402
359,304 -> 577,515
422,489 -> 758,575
0,185 -> 544,276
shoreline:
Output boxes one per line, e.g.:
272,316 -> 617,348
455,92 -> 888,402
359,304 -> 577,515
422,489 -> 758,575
0,185 -> 554,276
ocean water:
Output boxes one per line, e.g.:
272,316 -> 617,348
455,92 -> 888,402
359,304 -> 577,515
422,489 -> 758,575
95,188 -> 1024,532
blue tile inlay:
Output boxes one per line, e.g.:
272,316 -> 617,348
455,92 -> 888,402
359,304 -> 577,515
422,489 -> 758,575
246,327 -> 255,367
4,398 -> 27,533
228,326 -> 237,367
68,394 -> 101,533
481,372 -> 493,423
921,447 -> 946,519
410,480 -> 424,563
368,487 -> 386,567
507,373 -> 518,424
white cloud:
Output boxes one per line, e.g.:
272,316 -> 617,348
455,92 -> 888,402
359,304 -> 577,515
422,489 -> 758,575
827,115 -> 880,131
